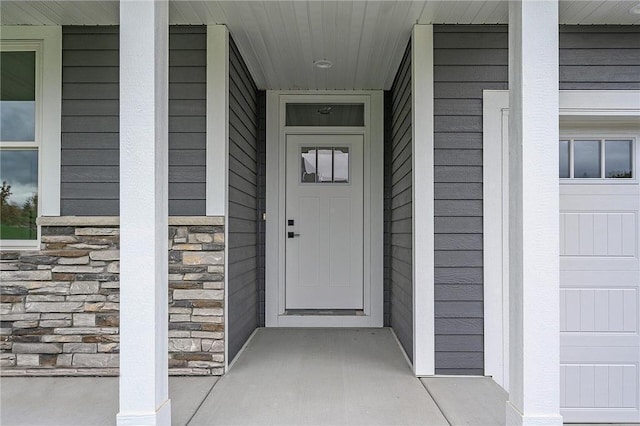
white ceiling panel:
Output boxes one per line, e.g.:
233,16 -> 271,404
1,1 -> 638,89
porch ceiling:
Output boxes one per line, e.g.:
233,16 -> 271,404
2,1 -> 639,90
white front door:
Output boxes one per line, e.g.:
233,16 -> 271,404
285,134 -> 364,309
559,137 -> 640,423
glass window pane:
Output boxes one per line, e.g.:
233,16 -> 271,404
0,51 -> 36,141
286,103 -> 364,126
574,140 -> 601,178
333,147 -> 349,183
559,140 -> 569,178
317,148 -> 333,182
0,150 -> 38,240
301,147 -> 316,183
605,140 -> 633,178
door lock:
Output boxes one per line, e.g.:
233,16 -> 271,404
287,232 -> 301,238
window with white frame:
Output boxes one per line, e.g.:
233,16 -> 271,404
1,45 -> 39,243
559,137 -> 635,179
1,28 -> 61,248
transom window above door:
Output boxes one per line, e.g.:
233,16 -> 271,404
286,103 -> 364,127
559,138 -> 634,179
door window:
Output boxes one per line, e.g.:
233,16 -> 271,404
300,146 -> 350,184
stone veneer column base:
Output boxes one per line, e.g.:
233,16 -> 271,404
0,216 -> 225,376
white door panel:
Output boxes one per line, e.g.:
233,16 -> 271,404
561,270 -> 640,285
285,134 -> 364,309
561,288 -> 638,333
561,180 -> 640,423
561,363 -> 637,423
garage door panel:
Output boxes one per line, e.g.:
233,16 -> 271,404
560,408 -> 640,424
560,211 -> 637,257
563,335 -> 639,348
562,346 -> 639,361
562,258 -> 639,270
561,178 -> 640,422
560,184 -> 639,197
560,194 -> 640,210
561,270 -> 639,285
560,287 -> 638,332
562,364 -> 637,407
568,364 -> 636,402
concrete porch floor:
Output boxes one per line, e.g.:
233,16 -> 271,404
1,328 -> 508,425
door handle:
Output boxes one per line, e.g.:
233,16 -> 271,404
287,232 -> 301,238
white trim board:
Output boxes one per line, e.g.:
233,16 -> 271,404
205,24 -> 230,372
411,24 -> 435,377
206,25 -> 229,217
483,89 -> 640,392
265,91 -> 384,328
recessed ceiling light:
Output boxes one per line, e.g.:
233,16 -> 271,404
629,2 -> 640,14
313,59 -> 333,69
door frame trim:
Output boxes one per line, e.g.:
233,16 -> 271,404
265,91 -> 384,327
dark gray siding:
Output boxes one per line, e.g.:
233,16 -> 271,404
431,24 -> 638,375
61,26 -> 206,216
383,93 -> 392,327
559,25 -> 640,90
433,25 -> 508,375
227,38 -> 259,362
61,26 -> 119,215
168,26 -> 207,215
388,41 -> 413,362
257,92 -> 267,327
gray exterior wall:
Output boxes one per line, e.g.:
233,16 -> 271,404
227,38 -> 260,362
383,93 -> 392,327
388,41 -> 413,361
61,26 -> 206,216
559,25 -> 640,90
433,25 -> 507,375
167,26 -> 207,215
257,92 -> 267,327
57,24 -> 638,371
61,26 -> 119,215
431,24 -> 639,375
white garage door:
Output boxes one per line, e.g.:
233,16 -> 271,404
560,136 -> 640,423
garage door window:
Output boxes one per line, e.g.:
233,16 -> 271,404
560,138 -> 634,179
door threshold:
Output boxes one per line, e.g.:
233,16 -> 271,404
284,309 -> 365,316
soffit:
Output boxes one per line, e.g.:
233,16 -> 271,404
1,1 -> 639,90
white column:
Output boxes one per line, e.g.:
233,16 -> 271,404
507,1 -> 561,425
117,1 -> 170,425
412,24 -> 435,376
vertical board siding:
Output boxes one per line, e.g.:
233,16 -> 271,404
560,26 -> 640,90
61,26 -> 206,216
389,41 -> 413,362
227,38 -> 259,362
433,25 -> 508,375
61,26 -> 119,215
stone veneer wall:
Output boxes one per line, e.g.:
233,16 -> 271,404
0,217 -> 225,376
